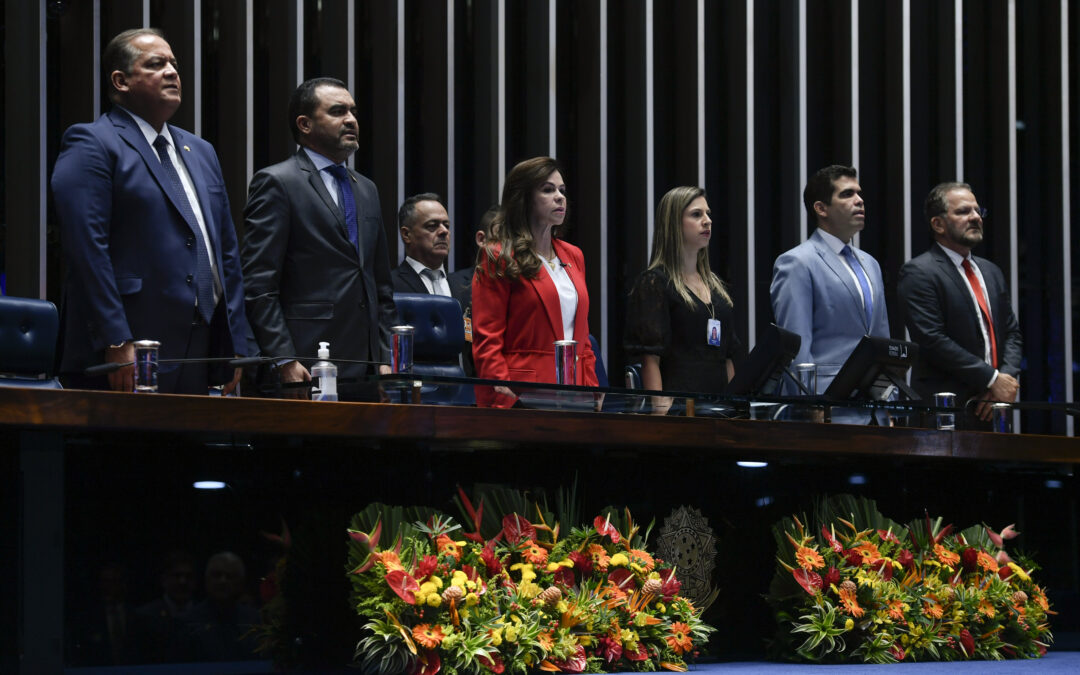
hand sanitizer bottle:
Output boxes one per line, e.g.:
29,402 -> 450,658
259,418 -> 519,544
310,341 -> 338,401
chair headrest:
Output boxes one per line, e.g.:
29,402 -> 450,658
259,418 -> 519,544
393,293 -> 465,361
0,295 -> 60,377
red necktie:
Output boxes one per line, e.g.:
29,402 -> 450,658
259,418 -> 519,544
961,259 -> 998,368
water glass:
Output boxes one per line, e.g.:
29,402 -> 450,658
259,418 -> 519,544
934,392 -> 956,430
133,339 -> 161,393
554,340 -> 577,385
390,325 -> 415,373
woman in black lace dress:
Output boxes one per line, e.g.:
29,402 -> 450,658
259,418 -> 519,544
625,186 -> 744,409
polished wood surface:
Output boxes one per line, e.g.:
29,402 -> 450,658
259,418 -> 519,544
1,387 -> 1076,464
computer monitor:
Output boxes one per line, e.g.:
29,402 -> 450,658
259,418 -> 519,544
725,323 -> 801,396
824,335 -> 920,401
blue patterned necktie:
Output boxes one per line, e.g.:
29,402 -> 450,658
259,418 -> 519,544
153,134 -> 216,323
840,244 -> 874,327
324,165 -> 359,248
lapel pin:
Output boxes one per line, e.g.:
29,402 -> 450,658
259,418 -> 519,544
183,145 -> 191,152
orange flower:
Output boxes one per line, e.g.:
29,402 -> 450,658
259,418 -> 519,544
523,540 -> 549,565
922,600 -> 944,619
629,549 -> 655,572
587,543 -> 611,572
886,598 -> 906,620
437,534 -> 462,562
1034,592 -> 1050,612
852,542 -> 882,564
977,598 -> 996,617
838,585 -> 864,617
666,622 -> 694,655
976,551 -> 999,573
379,550 -> 405,573
412,623 -> 446,649
933,543 -> 960,567
795,546 -> 825,570
537,631 -> 555,651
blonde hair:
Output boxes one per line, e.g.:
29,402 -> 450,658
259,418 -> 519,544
648,186 -> 732,308
479,157 -> 564,281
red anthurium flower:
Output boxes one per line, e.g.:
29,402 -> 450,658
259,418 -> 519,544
409,649 -> 441,675
998,565 -> 1013,581
844,549 -> 863,567
501,514 -> 536,544
658,568 -> 682,600
896,549 -> 915,569
608,568 -> 637,591
599,636 -> 623,663
871,559 -> 893,581
568,551 -> 593,576
793,568 -> 823,595
823,566 -> 842,587
624,643 -> 649,661
877,529 -> 900,545
594,515 -> 621,543
822,525 -> 843,553
550,645 -> 587,673
889,643 -> 906,661
479,652 -> 505,674
385,569 -> 420,604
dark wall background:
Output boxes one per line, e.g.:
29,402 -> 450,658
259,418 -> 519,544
3,0 -> 1078,433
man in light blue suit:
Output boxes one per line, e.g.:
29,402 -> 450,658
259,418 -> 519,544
770,166 -> 890,418
52,28 -> 249,394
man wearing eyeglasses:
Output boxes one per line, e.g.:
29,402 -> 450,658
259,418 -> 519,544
898,182 -> 1023,427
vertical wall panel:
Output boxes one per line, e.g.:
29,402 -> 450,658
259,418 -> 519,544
1063,0 -> 1074,435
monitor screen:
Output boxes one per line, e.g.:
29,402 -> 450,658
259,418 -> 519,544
725,323 -> 801,396
824,335 -> 920,401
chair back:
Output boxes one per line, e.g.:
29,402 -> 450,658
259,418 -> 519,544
589,334 -> 608,388
0,295 -> 63,388
392,293 -> 473,405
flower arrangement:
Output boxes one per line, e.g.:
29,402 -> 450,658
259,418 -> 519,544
766,495 -> 1054,663
347,488 -> 713,674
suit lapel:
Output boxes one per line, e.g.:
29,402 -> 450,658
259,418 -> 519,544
112,110 -> 202,239
346,169 -> 366,260
401,265 -> 427,293
933,245 -> 985,344
294,150 -> 358,259
811,231 -> 866,329
525,265 -> 564,341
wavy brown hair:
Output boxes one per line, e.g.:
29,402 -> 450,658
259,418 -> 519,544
478,157 -> 565,281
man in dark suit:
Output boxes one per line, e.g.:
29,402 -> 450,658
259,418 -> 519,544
391,193 -> 467,305
242,77 -> 396,399
898,182 -> 1022,427
52,28 -> 249,394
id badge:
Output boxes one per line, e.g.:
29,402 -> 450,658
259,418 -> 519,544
707,318 -> 722,346
464,315 -> 473,343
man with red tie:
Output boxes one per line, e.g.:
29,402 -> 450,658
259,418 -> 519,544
898,182 -> 1023,427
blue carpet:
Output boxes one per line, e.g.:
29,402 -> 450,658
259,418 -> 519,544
66,651 -> 1078,673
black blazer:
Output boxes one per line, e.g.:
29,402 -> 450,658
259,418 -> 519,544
898,244 -> 1022,403
241,149 -> 397,380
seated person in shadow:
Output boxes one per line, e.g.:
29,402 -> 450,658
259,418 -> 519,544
135,550 -> 198,662
178,551 -> 260,661
625,186 -> 744,415
449,205 -> 498,377
68,561 -> 144,666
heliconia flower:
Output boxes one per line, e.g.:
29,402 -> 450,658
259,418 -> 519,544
594,514 -> 621,543
502,514 -> 536,544
987,523 -> 1020,548
480,541 -> 502,576
657,568 -> 682,600
795,546 -> 825,570
412,623 -> 447,649
823,566 -> 841,587
416,555 -> 439,579
996,550 -> 1013,565
666,622 -> 694,655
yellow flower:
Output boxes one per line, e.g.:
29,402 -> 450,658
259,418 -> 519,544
844,618 -> 854,630
419,581 -> 438,596
609,553 -> 630,567
1007,562 -> 1031,582
504,625 -> 519,642
519,580 -> 541,599
426,593 -> 442,608
489,627 -> 503,646
465,593 -> 479,607
430,576 -> 444,589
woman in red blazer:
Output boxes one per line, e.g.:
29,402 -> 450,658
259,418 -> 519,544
472,157 -> 598,408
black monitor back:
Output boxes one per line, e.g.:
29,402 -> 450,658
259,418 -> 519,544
824,335 -> 919,400
725,323 -> 801,396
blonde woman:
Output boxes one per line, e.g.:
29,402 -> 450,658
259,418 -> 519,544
626,186 -> 743,402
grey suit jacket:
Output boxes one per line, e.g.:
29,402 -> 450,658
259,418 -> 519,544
241,149 -> 397,380
770,229 -> 891,395
898,244 -> 1022,403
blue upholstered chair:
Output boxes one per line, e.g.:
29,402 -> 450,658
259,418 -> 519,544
392,293 -> 474,405
0,295 -> 63,388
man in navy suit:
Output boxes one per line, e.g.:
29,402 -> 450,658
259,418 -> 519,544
770,165 -> 891,418
242,78 -> 397,400
898,183 -> 1022,427
52,28 -> 249,394
391,193 -> 469,306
